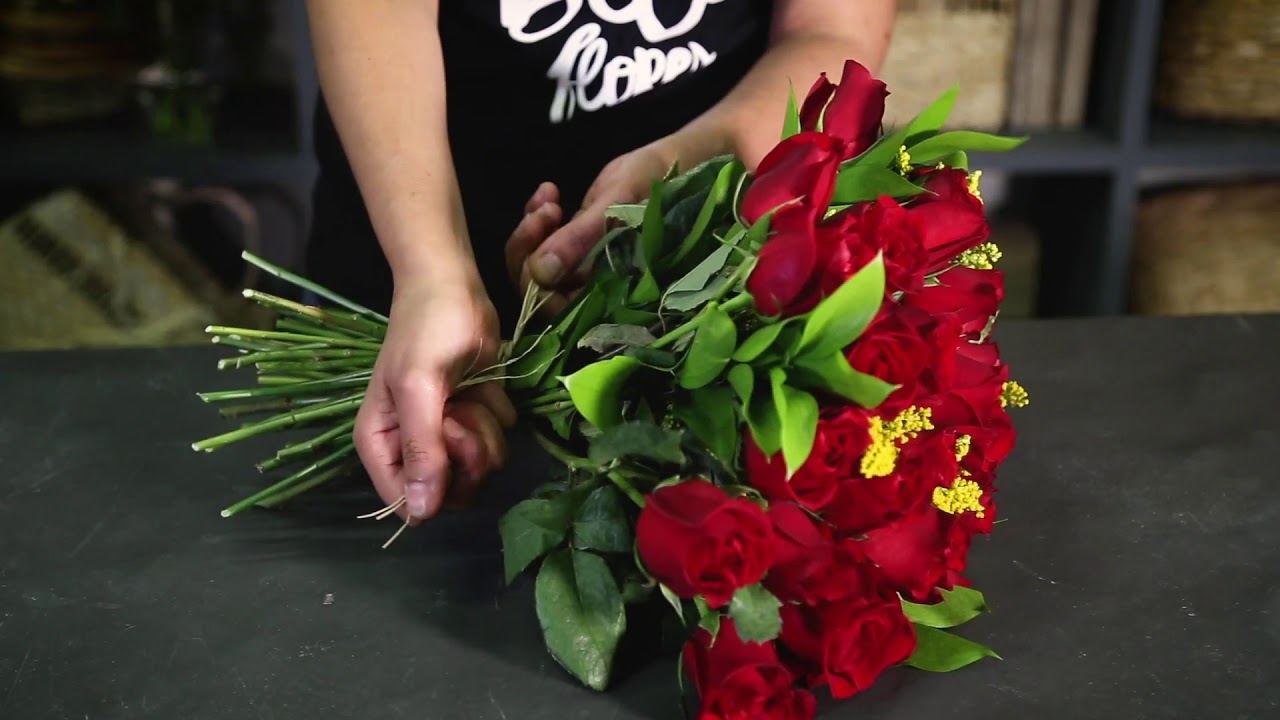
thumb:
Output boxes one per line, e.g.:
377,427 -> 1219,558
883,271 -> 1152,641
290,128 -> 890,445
395,376 -> 450,520
528,202 -> 607,288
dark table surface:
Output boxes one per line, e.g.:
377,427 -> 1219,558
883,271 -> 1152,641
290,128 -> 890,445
1,313 -> 1278,720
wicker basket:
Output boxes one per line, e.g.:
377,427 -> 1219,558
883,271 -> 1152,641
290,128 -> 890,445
1154,0 -> 1280,122
879,0 -> 1017,131
1131,183 -> 1280,316
0,190 -> 215,351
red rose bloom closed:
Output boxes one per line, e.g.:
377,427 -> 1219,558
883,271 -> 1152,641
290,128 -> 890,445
780,595 -> 917,698
745,407 -> 870,513
683,619 -> 816,720
746,212 -> 821,316
636,479 -> 774,608
740,132 -> 841,226
798,59 -> 888,160
907,168 -> 989,272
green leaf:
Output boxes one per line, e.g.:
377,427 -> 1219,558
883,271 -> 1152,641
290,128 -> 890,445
623,345 -> 680,370
851,86 -> 957,170
673,385 -> 739,466
732,321 -> 790,363
664,155 -> 733,204
536,549 -> 626,691
499,496 -> 574,584
507,332 -> 561,391
659,584 -> 685,620
727,584 -> 782,642
901,586 -> 990,629
588,420 -> 686,466
796,252 -> 885,358
548,408 -> 575,439
743,212 -> 773,252
695,596 -> 722,639
728,363 -> 754,407
747,376 -> 782,457
678,306 -> 737,390
771,369 -> 818,477
936,150 -> 969,170
793,351 -> 899,409
782,82 -> 801,139
640,179 -> 667,267
610,308 -> 659,327
671,160 -> 743,265
551,290 -> 607,379
903,85 -> 959,147
561,356 -> 643,430
605,203 -> 647,228
577,324 -> 657,353
905,625 -> 1001,672
620,575 -> 653,604
907,131 -> 1028,164
630,270 -> 661,305
573,486 -> 632,553
831,166 -> 928,204
665,242 -> 734,299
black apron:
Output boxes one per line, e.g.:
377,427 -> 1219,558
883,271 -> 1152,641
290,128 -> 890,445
307,0 -> 772,325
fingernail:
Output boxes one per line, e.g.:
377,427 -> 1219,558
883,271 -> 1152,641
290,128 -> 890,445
443,418 -> 466,443
530,252 -> 565,285
405,481 -> 430,518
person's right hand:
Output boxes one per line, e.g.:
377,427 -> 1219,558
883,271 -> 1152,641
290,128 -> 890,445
354,278 -> 516,522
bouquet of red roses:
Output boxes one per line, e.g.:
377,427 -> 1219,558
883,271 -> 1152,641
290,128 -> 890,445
193,60 -> 1029,718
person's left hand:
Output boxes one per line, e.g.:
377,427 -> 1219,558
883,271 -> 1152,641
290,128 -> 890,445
505,142 -> 674,309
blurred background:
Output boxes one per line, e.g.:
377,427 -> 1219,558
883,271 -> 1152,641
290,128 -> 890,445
0,0 -> 1276,351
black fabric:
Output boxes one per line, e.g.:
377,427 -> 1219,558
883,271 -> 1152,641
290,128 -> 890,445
2,314 -> 1279,718
307,0 -> 773,323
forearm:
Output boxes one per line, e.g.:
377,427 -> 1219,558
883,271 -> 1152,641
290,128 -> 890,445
656,1 -> 896,170
306,0 -> 477,290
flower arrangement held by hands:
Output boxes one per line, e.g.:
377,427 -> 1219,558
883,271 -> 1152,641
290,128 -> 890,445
193,60 -> 1029,718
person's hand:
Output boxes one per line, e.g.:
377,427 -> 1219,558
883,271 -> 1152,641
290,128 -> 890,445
506,142 -> 674,305
354,278 -> 516,522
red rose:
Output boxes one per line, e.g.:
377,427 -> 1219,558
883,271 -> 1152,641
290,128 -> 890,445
905,267 -> 1004,337
799,59 -> 888,160
907,169 -> 989,272
860,507 -> 973,602
745,407 -> 870,513
779,595 -> 917,698
823,430 -> 957,535
767,503 -> 885,605
845,305 -> 931,412
746,211 -> 821,316
683,619 -> 816,720
741,132 -> 841,226
636,479 -> 774,607
856,196 -> 927,294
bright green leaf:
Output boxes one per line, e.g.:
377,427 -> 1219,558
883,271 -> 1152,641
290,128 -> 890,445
733,322 -> 788,363
796,253 -> 885,358
678,306 -> 737,390
782,82 -> 801,139
630,270 -> 661,305
831,166 -> 928,204
499,496 -> 574,584
771,369 -> 818,477
605,203 -> 647,228
901,586 -> 990,629
695,596 -> 722,639
573,486 -> 632,553
536,549 -> 626,690
743,212 -> 773,252
664,155 -> 733,204
673,385 -> 739,466
727,584 -> 782,642
747,375 -> 782,457
587,420 -> 685,466
507,333 -> 561,391
793,351 -> 899,409
903,85 -> 959,147
664,270 -> 733,313
728,363 -> 754,407
659,584 -> 685,621
561,356 -> 643,430
905,625 -> 1001,672
577,324 -> 657,353
936,150 -> 969,170
908,131 -> 1028,164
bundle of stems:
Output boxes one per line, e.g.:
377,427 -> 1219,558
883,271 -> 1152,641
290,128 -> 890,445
192,251 -> 551,519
